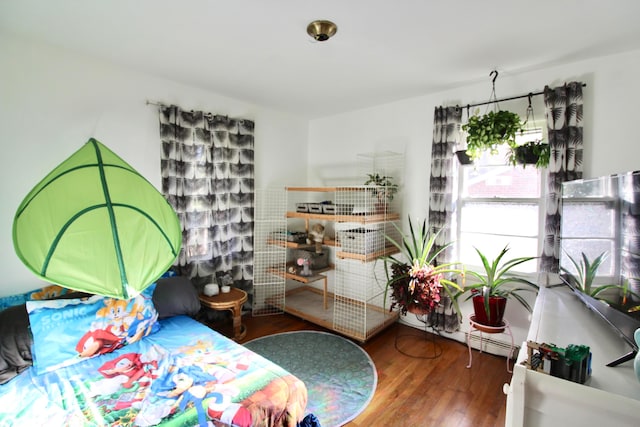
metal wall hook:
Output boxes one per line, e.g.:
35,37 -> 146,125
490,70 -> 499,86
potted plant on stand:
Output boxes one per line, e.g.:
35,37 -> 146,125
459,246 -> 538,330
381,217 -> 465,318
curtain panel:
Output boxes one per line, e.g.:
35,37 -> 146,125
427,106 -> 462,332
158,105 -> 255,299
540,82 -> 584,273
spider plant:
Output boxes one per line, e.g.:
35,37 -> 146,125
460,246 -> 539,318
561,252 -> 618,301
562,251 -> 640,307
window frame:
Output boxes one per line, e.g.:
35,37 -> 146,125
454,128 -> 547,274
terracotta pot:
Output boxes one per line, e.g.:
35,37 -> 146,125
471,294 -> 507,327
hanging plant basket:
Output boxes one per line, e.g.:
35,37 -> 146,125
462,110 -> 522,162
507,95 -> 549,169
511,141 -> 550,168
515,145 -> 539,164
455,150 -> 473,165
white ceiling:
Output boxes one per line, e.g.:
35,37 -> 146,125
3,0 -> 640,118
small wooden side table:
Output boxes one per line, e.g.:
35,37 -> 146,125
199,288 -> 248,341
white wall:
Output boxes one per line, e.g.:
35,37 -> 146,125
309,48 -> 640,216
307,48 -> 640,348
0,33 -> 309,297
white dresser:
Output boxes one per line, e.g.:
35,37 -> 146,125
504,285 -> 640,426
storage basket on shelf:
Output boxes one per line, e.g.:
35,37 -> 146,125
337,228 -> 385,254
271,230 -> 307,243
307,203 -> 323,213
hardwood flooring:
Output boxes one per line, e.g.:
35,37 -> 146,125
234,312 -> 512,427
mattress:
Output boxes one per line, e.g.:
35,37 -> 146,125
0,315 -> 307,427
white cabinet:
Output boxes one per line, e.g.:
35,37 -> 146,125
504,285 -> 640,426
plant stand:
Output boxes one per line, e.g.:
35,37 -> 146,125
394,313 -> 443,359
467,314 -> 514,373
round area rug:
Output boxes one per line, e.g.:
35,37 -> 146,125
244,331 -> 377,427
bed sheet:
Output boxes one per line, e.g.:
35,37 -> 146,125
0,316 -> 307,427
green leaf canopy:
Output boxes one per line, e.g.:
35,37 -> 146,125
13,138 -> 181,299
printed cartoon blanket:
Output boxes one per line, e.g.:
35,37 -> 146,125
0,316 -> 307,427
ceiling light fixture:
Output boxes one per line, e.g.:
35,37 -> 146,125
306,20 -> 338,42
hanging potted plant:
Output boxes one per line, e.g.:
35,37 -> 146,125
458,246 -> 538,329
506,98 -> 550,169
507,139 -> 550,168
461,110 -> 522,162
455,148 -> 474,165
459,70 -> 523,163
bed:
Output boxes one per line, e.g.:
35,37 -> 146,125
0,277 -> 307,427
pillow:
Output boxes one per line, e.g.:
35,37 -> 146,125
26,284 -> 159,375
0,304 -> 32,384
0,284 -> 71,311
152,276 -> 201,319
0,291 -> 93,384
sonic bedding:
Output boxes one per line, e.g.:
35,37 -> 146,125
0,279 -> 307,427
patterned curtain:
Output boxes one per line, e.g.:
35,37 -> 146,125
427,106 -> 462,332
158,105 -> 255,300
540,82 -> 584,272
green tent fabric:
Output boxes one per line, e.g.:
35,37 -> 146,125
13,138 -> 181,299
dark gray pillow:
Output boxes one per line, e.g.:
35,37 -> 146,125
153,276 -> 201,319
0,303 -> 32,384
0,291 -> 93,384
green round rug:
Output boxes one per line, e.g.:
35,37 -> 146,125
244,330 -> 377,427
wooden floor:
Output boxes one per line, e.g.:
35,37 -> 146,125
232,312 -> 512,427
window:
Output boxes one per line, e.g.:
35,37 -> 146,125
560,177 -> 617,279
456,127 -> 545,273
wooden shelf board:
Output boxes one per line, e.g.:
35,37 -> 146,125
286,186 -> 339,192
286,211 -> 399,223
278,286 -> 399,342
336,246 -> 400,261
268,264 -> 334,284
285,186 -> 391,192
267,238 -> 337,248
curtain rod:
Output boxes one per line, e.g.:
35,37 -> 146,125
146,100 -> 231,121
460,82 -> 587,110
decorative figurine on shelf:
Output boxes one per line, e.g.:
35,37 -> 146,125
297,257 -> 312,276
307,223 -> 325,254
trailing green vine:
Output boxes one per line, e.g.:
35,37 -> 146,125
462,110 -> 522,161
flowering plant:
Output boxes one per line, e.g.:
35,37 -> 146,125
382,217 -> 464,316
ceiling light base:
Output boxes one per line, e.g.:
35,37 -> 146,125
307,20 -> 337,42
